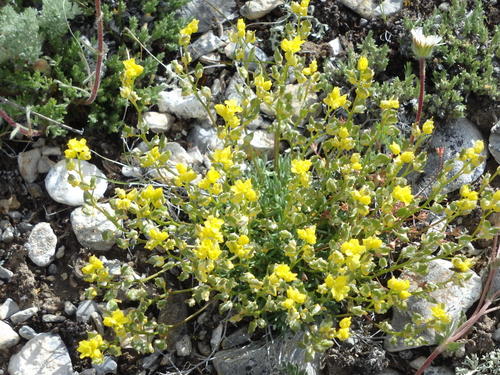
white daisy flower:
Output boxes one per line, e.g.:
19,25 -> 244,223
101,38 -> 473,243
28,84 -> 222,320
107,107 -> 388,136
411,27 -> 443,59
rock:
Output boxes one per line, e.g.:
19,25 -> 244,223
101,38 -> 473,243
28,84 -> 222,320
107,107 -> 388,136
26,222 -> 57,267
0,220 -> 15,243
210,324 -> 224,351
375,370 -> 402,375
45,159 -> 108,206
221,327 -> 251,349
48,264 -> 58,275
41,146 -> 62,156
0,298 -> 20,320
187,125 -> 223,153
385,259 -> 482,352
10,307 -> 38,325
338,0 -> 403,19
488,119 -> 500,164
158,293 -> 188,349
18,326 -> 37,340
245,130 -> 274,158
70,203 -> 120,251
76,300 -> 99,323
18,148 -> 42,183
410,357 -> 454,375
17,222 -> 33,234
261,84 -> 318,120
37,156 -> 55,174
8,333 -> 73,375
91,311 -> 104,335
410,118 -> 487,196
224,43 -> 269,70
328,38 -> 343,56
188,31 -> 225,61
177,0 -> 237,33
493,327 -> 500,342
213,332 -> 320,375
175,334 -> 192,357
0,321 -> 20,350
55,246 -> 65,259
93,356 -> 117,375
147,142 -> 198,183
240,0 -> 284,19
0,265 -> 14,281
225,74 -> 256,104
64,301 -> 77,316
158,88 -> 209,119
42,314 -> 66,323
142,351 -> 161,370
143,112 -> 175,133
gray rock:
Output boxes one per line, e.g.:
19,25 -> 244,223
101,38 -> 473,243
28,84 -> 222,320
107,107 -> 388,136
188,125 -> 223,153
41,146 -> 62,156
0,265 -> 14,281
410,118 -> 487,196
213,332 -> 320,375
8,333 -> 73,375
64,301 -> 77,316
225,74 -> 256,104
76,300 -> 99,323
17,222 -> 33,234
328,38 -> 343,56
91,311 -> 104,335
224,43 -> 269,70
18,148 -> 42,183
42,314 -> 66,323
158,88 -> 209,119
0,321 -> 20,350
37,156 -> 56,174
385,259 -> 482,351
493,327 -> 500,342
143,111 -> 175,133
70,203 -> 120,251
221,327 -> 251,349
48,264 -> 58,275
142,351 -> 161,370
56,246 -> 65,259
26,222 -> 57,267
375,370 -> 402,375
240,0 -> 284,20
175,334 -> 192,357
18,325 -> 37,340
0,221 -> 15,243
177,0 -> 237,33
188,31 -> 225,61
0,298 -> 20,320
93,356 -> 117,375
338,0 -> 403,19
245,130 -> 274,158
488,119 -> 500,164
45,159 -> 108,206
10,307 -> 38,324
210,324 -> 224,351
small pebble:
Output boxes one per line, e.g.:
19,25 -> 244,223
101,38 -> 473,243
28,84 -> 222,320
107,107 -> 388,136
42,314 -> 66,323
0,298 -> 20,320
493,327 -> 500,342
17,222 -> 33,234
0,265 -> 14,281
175,334 -> 192,357
48,264 -> 58,275
64,301 -> 77,316
55,246 -> 65,259
76,300 -> 99,323
91,311 -> 104,335
210,323 -> 224,351
93,356 -> 118,375
10,307 -> 38,324
18,325 -> 37,340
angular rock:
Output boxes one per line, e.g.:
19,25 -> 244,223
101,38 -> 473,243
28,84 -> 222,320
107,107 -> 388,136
0,321 -> 20,350
93,356 -> 118,375
64,301 -> 77,316
338,0 -> 403,19
225,74 -> 256,103
188,125 -> 223,153
42,314 -> 66,323
224,43 -> 269,70
0,298 -> 20,320
221,327 -> 251,349
71,203 -> 120,251
0,265 -> 14,281
188,31 -> 225,61
45,159 -> 108,206
10,307 -> 38,325
26,222 -> 57,267
37,155 -> 56,174
143,111 -> 175,133
240,0 -> 284,20
177,0 -> 237,33
8,333 -> 73,375
488,119 -> 500,164
244,130 -> 274,158
385,259 -> 482,351
18,325 -> 37,340
158,88 -> 209,120
410,118 -> 487,196
41,146 -> 62,156
328,38 -> 343,56
213,333 -> 320,375
76,300 -> 99,323
210,324 -> 224,351
175,334 -> 192,357
18,148 -> 42,183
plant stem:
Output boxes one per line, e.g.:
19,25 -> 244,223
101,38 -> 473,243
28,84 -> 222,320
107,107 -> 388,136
410,58 -> 425,144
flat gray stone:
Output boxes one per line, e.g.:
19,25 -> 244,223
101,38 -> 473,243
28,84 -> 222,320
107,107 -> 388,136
76,300 -> 99,323
93,356 -> 117,375
188,125 -> 222,153
0,321 -> 20,350
177,0 -> 237,33
0,298 -> 19,320
0,265 -> 14,281
158,88 -> 209,119
143,112 -> 174,133
18,325 -> 37,340
338,0 -> 403,19
18,148 -> 41,183
10,307 -> 38,324
26,222 -> 57,267
188,31 -> 225,61
8,333 -> 73,375
240,0 -> 284,20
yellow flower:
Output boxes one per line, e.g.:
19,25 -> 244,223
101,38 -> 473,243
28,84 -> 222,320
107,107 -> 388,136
175,163 -> 197,186
380,99 -> 399,110
103,309 -> 130,329
291,159 -> 312,175
199,216 -> 224,242
287,287 -> 307,304
195,238 -> 222,260
198,168 -> 221,190
422,119 -> 434,134
341,239 -> 366,257
388,277 -> 411,299
254,74 -> 272,91
180,19 -> 199,36
392,185 -> 413,205
237,18 -> 246,38
274,264 -> 297,282
431,304 -> 451,323
215,100 -> 243,128
357,56 -> 369,71
122,58 -> 144,83
297,225 -> 316,245
302,59 -> 317,76
291,0 -> 310,16
389,142 -> 401,155
231,179 -> 258,203
145,228 -> 169,250
77,335 -> 106,363
82,255 -> 104,275
452,257 -> 474,272
64,138 -> 91,160
212,147 -> 234,169
460,185 -> 478,201
335,317 -> 352,340
399,151 -> 415,163
351,188 -> 371,206
363,236 -> 383,250
280,36 -> 304,54
323,87 -> 348,110
324,274 -> 350,302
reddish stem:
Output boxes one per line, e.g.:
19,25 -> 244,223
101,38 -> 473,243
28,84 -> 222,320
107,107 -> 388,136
81,0 -> 103,105
0,109 -> 41,137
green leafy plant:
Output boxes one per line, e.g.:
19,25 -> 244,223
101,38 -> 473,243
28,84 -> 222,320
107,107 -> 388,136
456,349 -> 500,375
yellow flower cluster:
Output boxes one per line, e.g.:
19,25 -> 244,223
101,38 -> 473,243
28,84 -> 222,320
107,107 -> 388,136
179,19 -> 199,46
175,163 -> 197,186
227,234 -> 252,258
231,179 -> 258,203
331,126 -> 354,151
430,304 -> 451,323
198,168 -> 222,195
422,119 -> 434,134
145,227 -> 169,250
395,151 -> 415,165
392,185 -> 414,205
195,216 -> 224,261
452,257 -> 474,272
323,87 -> 348,110
114,188 -> 137,210
64,138 -> 91,160
103,309 -> 130,337
281,36 -> 304,66
387,277 -> 411,299
302,59 -> 317,76
272,264 -> 297,282
291,0 -> 310,16
212,147 -> 234,170
140,146 -> 167,168
380,98 -> 399,110
120,58 -> 143,103
335,317 -> 352,340
480,190 -> 500,212
82,255 -> 109,283
215,99 -> 243,128
282,286 -> 307,310
341,239 -> 367,270
456,185 -> 478,212
77,334 -> 106,363
389,142 -> 401,155
460,140 -> 484,167
297,225 -> 316,245
291,159 -> 312,186
230,19 -> 256,44
319,274 -> 350,302
254,73 -> 273,103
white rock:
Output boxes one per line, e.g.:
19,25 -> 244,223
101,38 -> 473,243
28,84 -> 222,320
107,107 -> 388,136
175,334 -> 192,357
25,222 -> 57,267
188,125 -> 223,153
0,321 -> 20,350
37,155 -> 55,174
176,0 -> 237,33
76,300 -> 99,323
0,265 -> 14,281
18,325 -> 37,340
240,0 -> 284,20
63,301 -> 77,316
143,111 -> 175,133
93,356 -> 118,375
188,30 -> 225,61
18,148 -> 41,183
338,0 -> 402,19
10,307 -> 38,325
385,259 -> 482,351
41,146 -> 62,156
488,119 -> 500,164
158,88 -> 209,119
71,203 -> 120,251
8,333 -> 73,375
328,38 -> 343,56
45,159 -> 107,206
0,298 -> 20,320
245,130 -> 274,158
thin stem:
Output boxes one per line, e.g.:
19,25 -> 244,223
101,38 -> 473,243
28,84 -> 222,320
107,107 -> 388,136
0,109 -> 41,137
410,58 -> 425,144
